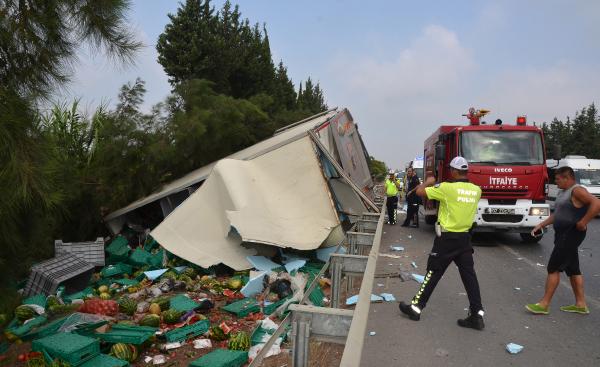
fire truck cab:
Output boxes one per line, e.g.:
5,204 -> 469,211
422,109 -> 550,243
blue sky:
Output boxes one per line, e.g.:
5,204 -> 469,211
64,0 -> 600,168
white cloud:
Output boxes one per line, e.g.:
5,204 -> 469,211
325,25 -> 477,168
479,65 -> 600,124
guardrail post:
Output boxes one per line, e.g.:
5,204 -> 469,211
331,257 -> 343,309
292,320 -> 311,367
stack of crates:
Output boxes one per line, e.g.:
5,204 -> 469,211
55,238 -> 105,267
23,254 -> 95,297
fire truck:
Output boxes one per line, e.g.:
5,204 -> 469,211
422,108 -> 550,243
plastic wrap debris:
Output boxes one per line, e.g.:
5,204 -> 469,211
193,338 -> 212,349
153,354 -> 167,364
163,341 -> 184,350
174,266 -> 188,273
411,262 -> 418,268
145,356 -> 153,363
390,246 -> 404,252
380,293 -> 396,302
57,312 -> 108,333
506,343 -> 524,354
262,272 -> 307,317
379,254 -> 403,259
248,336 -> 283,361
247,256 -> 281,272
411,274 -> 425,284
369,331 -> 376,336
260,317 -> 278,331
316,246 -> 346,262
241,272 -> 267,297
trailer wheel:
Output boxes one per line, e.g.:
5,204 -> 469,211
425,215 -> 437,225
520,233 -> 542,243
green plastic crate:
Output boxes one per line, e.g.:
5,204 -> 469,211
188,349 -> 248,367
164,319 -> 209,342
63,287 -> 94,303
264,296 -> 291,315
6,315 -> 48,338
32,332 -> 100,366
101,263 -> 133,278
221,298 -> 260,317
250,323 -> 275,346
79,353 -> 129,367
128,248 -> 151,267
94,324 -> 157,345
105,237 -> 130,265
23,294 -> 47,308
22,316 -> 68,340
169,294 -> 200,312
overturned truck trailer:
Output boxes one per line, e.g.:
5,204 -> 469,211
104,108 -> 376,270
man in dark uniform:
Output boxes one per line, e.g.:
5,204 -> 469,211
526,166 -> 600,315
402,167 -> 421,228
399,157 -> 486,330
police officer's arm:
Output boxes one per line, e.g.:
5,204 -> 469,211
572,186 -> 600,231
416,176 -> 436,198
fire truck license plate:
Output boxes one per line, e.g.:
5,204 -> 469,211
490,208 -> 515,215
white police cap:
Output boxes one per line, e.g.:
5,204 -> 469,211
449,156 -> 469,170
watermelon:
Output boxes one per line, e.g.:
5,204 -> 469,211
110,343 -> 137,362
15,305 -> 36,322
209,325 -> 227,341
228,331 -> 250,351
162,309 -> 182,324
118,298 -> 137,316
139,314 -> 160,327
152,296 -> 170,311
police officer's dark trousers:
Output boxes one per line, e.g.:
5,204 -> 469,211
386,196 -> 398,224
402,195 -> 419,226
411,232 -> 483,313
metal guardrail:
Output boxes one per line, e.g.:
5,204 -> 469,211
339,199 -> 385,366
250,197 -> 386,366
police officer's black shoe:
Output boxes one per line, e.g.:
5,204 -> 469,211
457,310 -> 485,330
399,301 -> 421,321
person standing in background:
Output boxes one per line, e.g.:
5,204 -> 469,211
402,167 -> 421,228
385,170 -> 401,224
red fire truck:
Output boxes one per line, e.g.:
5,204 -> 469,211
422,108 -> 550,243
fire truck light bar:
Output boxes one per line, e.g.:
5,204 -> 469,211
516,116 -> 527,125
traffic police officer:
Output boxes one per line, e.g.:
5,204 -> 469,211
385,170 -> 401,224
399,156 -> 486,330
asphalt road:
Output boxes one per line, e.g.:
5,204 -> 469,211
360,210 -> 600,367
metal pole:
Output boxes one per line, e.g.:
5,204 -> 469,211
331,260 -> 342,309
292,320 -> 311,367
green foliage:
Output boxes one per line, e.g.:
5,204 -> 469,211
368,156 -> 388,181
542,104 -> 600,159
156,0 -> 327,128
0,0 -> 139,301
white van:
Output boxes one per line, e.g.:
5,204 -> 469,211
547,156 -> 600,209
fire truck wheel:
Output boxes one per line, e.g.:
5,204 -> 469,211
425,215 -> 437,225
520,233 -> 542,243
